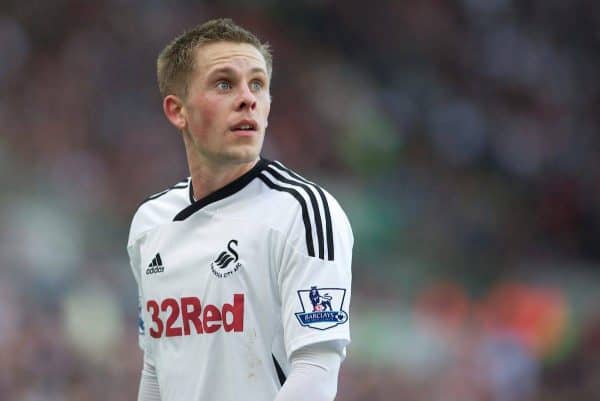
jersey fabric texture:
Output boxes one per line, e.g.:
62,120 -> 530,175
127,158 -> 353,401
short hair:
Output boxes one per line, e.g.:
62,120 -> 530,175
157,18 -> 272,99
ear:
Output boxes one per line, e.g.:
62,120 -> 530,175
163,95 -> 187,131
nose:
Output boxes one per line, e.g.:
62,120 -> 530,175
235,84 -> 257,111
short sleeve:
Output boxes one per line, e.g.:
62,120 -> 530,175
277,194 -> 353,358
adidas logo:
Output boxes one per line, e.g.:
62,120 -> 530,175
146,253 -> 165,275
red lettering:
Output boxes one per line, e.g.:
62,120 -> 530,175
161,298 -> 182,337
222,294 -> 244,332
145,294 -> 244,338
203,304 -> 222,333
181,297 -> 203,335
147,300 -> 163,338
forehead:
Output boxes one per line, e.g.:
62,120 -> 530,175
193,41 -> 267,76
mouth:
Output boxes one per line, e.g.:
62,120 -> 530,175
230,119 -> 258,135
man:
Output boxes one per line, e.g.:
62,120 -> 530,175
127,18 -> 353,401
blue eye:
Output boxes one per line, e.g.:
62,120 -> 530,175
217,81 -> 231,90
250,81 -> 263,91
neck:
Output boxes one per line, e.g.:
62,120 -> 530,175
184,138 -> 258,201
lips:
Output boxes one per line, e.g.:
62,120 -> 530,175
231,119 -> 258,132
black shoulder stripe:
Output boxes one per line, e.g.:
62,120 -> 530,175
271,161 -> 334,261
138,180 -> 189,207
265,165 -> 325,260
258,173 -> 315,258
272,355 -> 286,386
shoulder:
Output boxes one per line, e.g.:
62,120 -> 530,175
127,177 -> 192,247
256,160 -> 353,261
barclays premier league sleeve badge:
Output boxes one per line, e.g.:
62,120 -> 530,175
295,286 -> 348,330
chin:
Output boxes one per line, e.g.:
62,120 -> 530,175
226,137 -> 264,163
221,147 -> 261,165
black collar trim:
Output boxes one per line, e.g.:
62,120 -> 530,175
173,158 -> 269,221
188,178 -> 195,204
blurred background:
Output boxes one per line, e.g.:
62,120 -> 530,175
1,0 -> 599,400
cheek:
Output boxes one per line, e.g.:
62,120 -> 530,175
189,96 -> 222,130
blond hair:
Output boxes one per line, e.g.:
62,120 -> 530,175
157,18 -> 272,99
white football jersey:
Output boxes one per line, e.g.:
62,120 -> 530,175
127,158 -> 353,401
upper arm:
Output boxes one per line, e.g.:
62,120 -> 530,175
277,192 -> 353,358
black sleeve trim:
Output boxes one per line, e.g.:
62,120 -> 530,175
258,173 -> 316,258
272,355 -> 287,386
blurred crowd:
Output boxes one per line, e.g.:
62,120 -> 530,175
1,0 -> 599,400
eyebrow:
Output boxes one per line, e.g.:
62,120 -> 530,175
206,66 -> 268,78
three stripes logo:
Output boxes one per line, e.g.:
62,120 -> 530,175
257,161 -> 335,261
146,253 -> 165,275
211,240 -> 243,279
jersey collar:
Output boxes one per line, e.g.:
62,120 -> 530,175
173,158 -> 268,221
